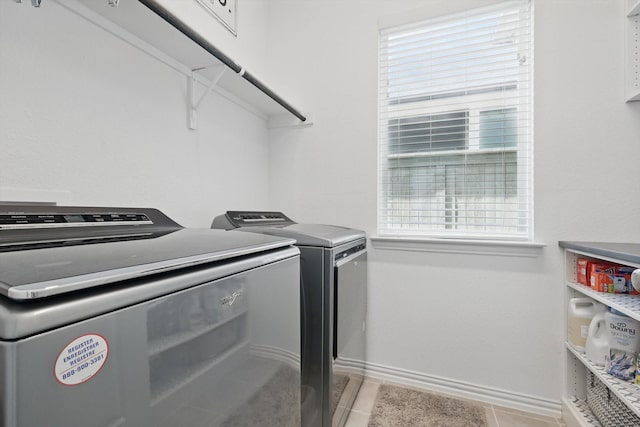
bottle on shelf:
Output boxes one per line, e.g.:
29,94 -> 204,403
604,307 -> 640,381
586,312 -> 608,366
568,297 -> 606,352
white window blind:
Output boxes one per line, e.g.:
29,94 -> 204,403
378,0 -> 533,240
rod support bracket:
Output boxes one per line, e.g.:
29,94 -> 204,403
188,65 -> 226,130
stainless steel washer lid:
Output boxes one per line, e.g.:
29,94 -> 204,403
235,223 -> 366,248
0,228 -> 295,300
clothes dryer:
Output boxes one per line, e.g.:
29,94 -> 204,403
212,211 -> 367,427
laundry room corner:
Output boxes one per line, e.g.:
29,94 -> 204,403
263,0 -> 640,418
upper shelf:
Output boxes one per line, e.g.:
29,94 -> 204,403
56,0 -> 307,125
559,241 -> 640,267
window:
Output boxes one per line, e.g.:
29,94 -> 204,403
378,0 -> 533,240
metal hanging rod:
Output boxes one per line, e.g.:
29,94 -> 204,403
137,0 -> 307,123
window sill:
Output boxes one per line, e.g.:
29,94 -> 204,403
370,236 -> 546,257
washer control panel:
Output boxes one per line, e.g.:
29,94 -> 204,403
0,213 -> 152,229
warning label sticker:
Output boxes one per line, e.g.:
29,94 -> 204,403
54,334 -> 109,386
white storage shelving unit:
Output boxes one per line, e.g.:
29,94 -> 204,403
560,242 -> 640,427
626,0 -> 640,101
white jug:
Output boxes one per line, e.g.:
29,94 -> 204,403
568,298 -> 606,352
586,312 -> 608,366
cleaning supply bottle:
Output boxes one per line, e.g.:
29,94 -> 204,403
605,307 -> 640,381
568,298 -> 606,352
586,312 -> 608,366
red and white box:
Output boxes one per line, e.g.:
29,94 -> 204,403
589,262 -> 636,293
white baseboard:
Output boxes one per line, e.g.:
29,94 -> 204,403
361,360 -> 562,419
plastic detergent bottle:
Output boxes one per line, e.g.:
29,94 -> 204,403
605,307 -> 640,381
568,298 -> 606,352
586,312 -> 608,366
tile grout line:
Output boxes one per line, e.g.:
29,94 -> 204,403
490,404 -> 500,427
345,408 -> 370,426
492,404 -> 565,426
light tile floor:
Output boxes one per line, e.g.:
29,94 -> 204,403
343,378 -> 566,427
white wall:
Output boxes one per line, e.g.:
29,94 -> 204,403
266,0 -> 640,410
0,0 -> 271,227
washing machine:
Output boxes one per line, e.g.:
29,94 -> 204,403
0,205 -> 301,427
212,211 -> 367,427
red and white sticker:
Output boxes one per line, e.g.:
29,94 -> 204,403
54,333 -> 109,386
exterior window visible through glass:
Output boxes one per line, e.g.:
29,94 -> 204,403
388,111 -> 469,154
479,108 -> 518,149
378,0 -> 533,240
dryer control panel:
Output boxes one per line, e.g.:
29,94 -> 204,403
212,211 -> 296,229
